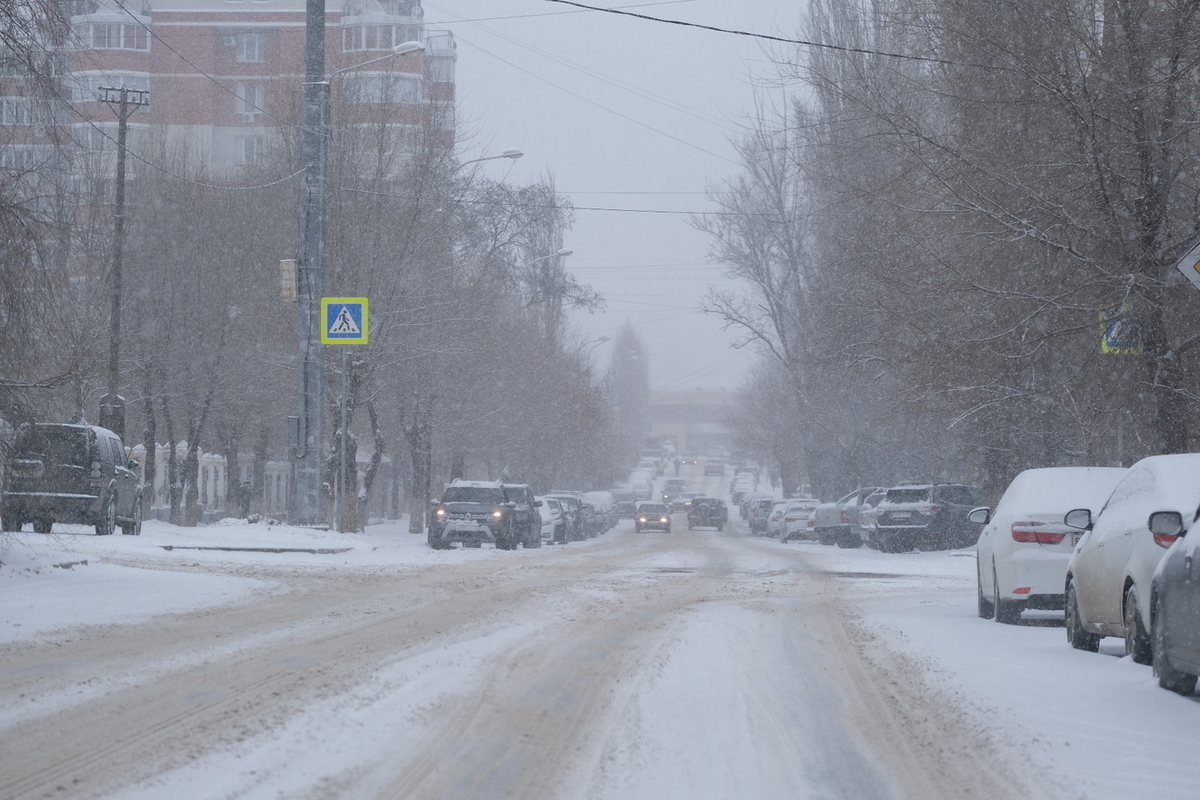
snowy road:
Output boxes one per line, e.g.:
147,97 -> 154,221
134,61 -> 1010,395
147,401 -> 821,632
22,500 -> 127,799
1,518 -> 1027,799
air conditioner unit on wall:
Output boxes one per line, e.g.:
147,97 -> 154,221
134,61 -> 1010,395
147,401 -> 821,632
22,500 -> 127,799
238,112 -> 257,123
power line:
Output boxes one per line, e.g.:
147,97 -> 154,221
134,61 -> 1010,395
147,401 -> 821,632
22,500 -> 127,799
544,0 -> 1011,71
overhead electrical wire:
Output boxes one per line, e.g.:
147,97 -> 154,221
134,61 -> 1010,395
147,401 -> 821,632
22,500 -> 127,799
544,0 -> 1012,71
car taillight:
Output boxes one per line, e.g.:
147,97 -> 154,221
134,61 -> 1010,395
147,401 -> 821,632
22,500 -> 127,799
920,504 -> 940,516
1153,531 -> 1180,549
1010,521 -> 1066,545
840,509 -> 851,524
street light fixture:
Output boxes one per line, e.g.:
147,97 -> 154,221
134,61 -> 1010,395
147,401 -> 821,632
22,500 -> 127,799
294,11 -> 424,526
460,149 -> 524,166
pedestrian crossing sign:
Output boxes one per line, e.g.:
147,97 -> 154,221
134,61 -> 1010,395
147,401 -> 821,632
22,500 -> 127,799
321,297 -> 369,345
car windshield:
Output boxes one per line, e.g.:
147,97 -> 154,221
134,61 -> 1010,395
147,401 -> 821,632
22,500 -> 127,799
886,488 -> 931,504
441,487 -> 506,504
16,426 -> 89,465
639,504 -> 668,514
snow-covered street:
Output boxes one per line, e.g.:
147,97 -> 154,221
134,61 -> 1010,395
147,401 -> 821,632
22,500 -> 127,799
3,470 -> 1198,799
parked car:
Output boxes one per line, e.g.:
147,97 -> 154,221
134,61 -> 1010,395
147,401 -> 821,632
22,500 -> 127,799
635,501 -> 672,533
1,422 -> 143,536
873,483 -> 983,551
583,490 -> 617,531
971,467 -> 1126,624
1151,524 -> 1200,695
536,495 -> 567,544
627,471 -> 654,501
765,500 -> 790,538
858,490 -> 888,546
1064,454 -> 1200,662
813,487 -> 884,548
686,496 -> 727,531
780,498 -> 821,543
429,480 -> 524,550
502,483 -> 543,549
547,492 -> 587,542
745,495 -> 776,535
703,460 -> 725,476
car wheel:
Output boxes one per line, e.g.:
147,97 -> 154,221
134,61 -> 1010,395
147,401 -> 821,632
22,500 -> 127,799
1123,584 -> 1153,665
121,499 -> 142,535
1153,592 -> 1197,695
994,564 -> 1022,624
1066,579 -> 1100,652
977,562 -> 995,619
33,518 -> 53,534
2,510 -> 23,532
94,495 -> 116,536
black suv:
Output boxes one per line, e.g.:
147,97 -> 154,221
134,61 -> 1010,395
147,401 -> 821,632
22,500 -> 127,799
502,483 -> 542,549
429,480 -> 530,550
2,423 -> 143,536
872,483 -> 983,552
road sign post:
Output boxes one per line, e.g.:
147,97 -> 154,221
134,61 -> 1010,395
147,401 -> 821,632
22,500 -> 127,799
321,298 -> 369,531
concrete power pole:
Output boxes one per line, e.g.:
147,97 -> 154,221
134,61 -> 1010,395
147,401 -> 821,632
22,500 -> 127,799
97,85 -> 149,441
295,0 -> 329,525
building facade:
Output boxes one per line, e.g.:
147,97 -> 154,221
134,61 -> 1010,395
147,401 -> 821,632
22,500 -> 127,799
4,0 -> 455,176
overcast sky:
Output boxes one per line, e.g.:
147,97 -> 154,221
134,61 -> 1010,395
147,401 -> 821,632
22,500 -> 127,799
424,1 -> 803,392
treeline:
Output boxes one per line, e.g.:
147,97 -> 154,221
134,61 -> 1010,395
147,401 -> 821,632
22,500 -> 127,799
0,3 -> 630,528
706,0 -> 1200,500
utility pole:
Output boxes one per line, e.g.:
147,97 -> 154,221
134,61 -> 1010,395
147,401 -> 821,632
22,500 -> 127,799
296,0 -> 329,525
98,86 -> 149,441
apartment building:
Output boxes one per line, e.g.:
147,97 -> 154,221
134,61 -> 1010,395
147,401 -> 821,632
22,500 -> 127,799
18,0 -> 456,175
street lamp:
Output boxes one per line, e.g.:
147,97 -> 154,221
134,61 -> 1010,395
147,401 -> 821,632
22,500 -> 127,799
460,149 -> 524,166
294,7 -> 425,525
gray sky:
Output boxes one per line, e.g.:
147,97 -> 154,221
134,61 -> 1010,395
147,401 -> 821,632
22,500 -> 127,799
425,1 -> 801,390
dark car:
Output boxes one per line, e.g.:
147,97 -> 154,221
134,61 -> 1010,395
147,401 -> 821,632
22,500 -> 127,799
687,496 -> 727,531
1151,513 -> 1200,695
635,501 -> 672,533
429,480 -> 524,550
873,483 -> 983,551
546,492 -> 586,542
745,495 -> 775,535
1,422 -> 143,536
502,483 -> 542,549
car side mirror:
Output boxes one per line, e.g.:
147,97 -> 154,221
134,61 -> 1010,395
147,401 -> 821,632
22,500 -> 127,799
505,501 -> 517,509
534,500 -> 542,507
967,507 -> 991,525
430,499 -> 440,506
1064,508 -> 1092,530
128,459 -> 139,470
1149,511 -> 1184,537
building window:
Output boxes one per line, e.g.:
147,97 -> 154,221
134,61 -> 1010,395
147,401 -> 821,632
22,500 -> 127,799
71,73 -> 150,104
426,54 -> 454,84
343,24 -> 420,52
433,101 -> 455,130
235,32 -> 265,62
1,146 -> 48,171
344,73 -> 421,104
235,83 -> 263,120
235,135 -> 264,164
0,97 -> 34,125
78,22 -> 150,51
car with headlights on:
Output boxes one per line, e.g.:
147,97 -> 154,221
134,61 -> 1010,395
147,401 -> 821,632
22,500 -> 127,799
972,467 -> 1126,624
1063,453 -> 1200,662
635,501 -> 672,533
429,480 -> 523,550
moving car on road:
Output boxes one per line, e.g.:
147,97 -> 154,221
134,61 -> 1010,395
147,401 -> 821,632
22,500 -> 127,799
429,480 -> 528,550
686,496 -> 727,531
635,501 -> 672,533
972,467 -> 1126,624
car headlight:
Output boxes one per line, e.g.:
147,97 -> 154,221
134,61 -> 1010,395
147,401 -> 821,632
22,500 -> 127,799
492,509 -> 503,518
638,517 -> 647,522
660,517 -> 669,523
435,508 -> 446,517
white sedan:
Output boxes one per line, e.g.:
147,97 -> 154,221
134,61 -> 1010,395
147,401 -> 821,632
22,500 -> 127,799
973,467 -> 1126,624
780,499 -> 820,543
1064,453 -> 1200,662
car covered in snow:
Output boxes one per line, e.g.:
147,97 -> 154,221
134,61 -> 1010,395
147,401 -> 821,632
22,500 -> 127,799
764,500 -> 790,538
812,487 -> 884,548
873,483 -> 983,552
971,467 -> 1126,624
780,498 -> 821,543
1151,522 -> 1200,695
1,422 -> 143,536
686,496 -> 726,531
536,495 -> 567,545
744,494 -> 776,535
1063,454 -> 1200,663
